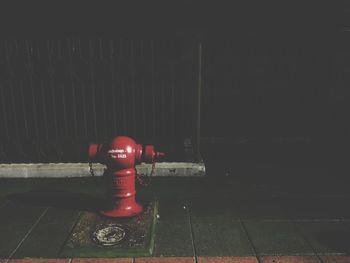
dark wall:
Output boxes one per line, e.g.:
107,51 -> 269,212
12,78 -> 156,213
0,2 -> 349,162
202,33 -> 350,138
197,1 -> 348,139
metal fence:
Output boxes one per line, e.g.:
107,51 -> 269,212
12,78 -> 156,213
0,38 -> 198,162
1,32 -> 349,163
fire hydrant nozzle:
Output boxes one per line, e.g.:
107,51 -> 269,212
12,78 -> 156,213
144,145 -> 165,163
88,136 -> 164,218
88,143 -> 102,160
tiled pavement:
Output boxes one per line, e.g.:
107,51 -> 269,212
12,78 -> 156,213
0,174 -> 350,263
3,256 -> 350,262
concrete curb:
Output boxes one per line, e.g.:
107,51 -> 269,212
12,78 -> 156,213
0,162 -> 206,178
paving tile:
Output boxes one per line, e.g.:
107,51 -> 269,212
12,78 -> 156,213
157,200 -> 188,221
12,208 -> 80,258
189,197 -> 240,221
237,196 -> 294,220
238,195 -> 350,221
9,259 -> 70,263
0,202 -> 47,258
192,218 -> 254,256
259,256 -> 321,262
0,178 -> 104,199
297,222 -> 350,255
282,197 -> 350,220
0,201 -> 47,225
153,200 -> 193,257
154,219 -> 193,257
243,221 -> 315,255
321,255 -> 350,263
135,257 -> 195,263
6,187 -> 105,212
314,197 -> 350,220
139,177 -> 232,203
72,258 -> 132,263
197,256 -> 259,262
138,178 -> 205,202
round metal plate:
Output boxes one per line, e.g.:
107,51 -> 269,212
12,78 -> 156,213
91,224 -> 126,246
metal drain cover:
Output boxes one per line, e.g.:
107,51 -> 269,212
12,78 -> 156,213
92,224 -> 126,246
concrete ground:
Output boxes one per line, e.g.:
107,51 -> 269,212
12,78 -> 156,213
1,141 -> 350,262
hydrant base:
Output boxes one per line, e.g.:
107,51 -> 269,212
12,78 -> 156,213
61,201 -> 158,257
100,202 -> 143,218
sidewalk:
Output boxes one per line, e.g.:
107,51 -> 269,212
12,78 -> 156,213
3,255 -> 350,262
1,175 -> 350,262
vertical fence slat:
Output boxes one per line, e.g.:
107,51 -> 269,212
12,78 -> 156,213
151,40 -> 156,142
0,38 -> 198,162
110,39 -> 117,135
0,80 -> 9,140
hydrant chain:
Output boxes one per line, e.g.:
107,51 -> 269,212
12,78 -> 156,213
136,161 -> 155,187
89,162 -> 95,177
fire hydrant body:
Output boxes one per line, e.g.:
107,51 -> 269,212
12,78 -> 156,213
88,136 -> 164,218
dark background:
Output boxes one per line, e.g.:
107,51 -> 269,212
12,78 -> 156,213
0,1 -> 349,163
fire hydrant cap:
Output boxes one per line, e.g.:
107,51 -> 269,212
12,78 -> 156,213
88,143 -> 100,159
144,145 -> 155,163
135,144 -> 143,163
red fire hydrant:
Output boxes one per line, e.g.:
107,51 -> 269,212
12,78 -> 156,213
88,136 -> 164,218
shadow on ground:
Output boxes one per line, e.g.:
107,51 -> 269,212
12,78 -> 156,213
316,231 -> 350,254
6,189 -> 112,212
